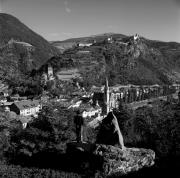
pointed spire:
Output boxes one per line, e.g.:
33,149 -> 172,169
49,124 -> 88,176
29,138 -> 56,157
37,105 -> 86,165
105,76 -> 109,89
104,76 -> 110,114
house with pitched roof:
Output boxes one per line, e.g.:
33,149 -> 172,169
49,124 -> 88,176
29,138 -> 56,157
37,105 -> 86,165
9,100 -> 42,117
78,102 -> 102,119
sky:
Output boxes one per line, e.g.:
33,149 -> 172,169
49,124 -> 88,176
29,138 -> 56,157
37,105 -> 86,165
0,0 -> 180,42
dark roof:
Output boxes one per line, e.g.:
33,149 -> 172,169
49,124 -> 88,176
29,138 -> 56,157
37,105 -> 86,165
14,100 -> 40,110
79,103 -> 100,112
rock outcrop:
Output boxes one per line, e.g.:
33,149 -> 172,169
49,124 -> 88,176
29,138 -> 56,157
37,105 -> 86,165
66,142 -> 155,177
68,110 -> 155,176
94,144 -> 155,177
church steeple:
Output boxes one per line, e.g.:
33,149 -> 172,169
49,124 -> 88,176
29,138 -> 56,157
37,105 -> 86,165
104,77 -> 110,114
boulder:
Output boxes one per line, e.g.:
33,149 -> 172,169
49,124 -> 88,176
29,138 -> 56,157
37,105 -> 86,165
66,142 -> 155,176
94,144 -> 155,176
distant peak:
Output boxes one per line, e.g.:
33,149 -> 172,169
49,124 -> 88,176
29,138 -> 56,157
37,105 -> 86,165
91,32 -> 116,37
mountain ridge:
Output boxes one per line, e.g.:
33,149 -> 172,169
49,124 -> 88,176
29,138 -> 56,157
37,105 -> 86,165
0,13 -> 59,69
0,13 -> 180,87
49,33 -> 180,86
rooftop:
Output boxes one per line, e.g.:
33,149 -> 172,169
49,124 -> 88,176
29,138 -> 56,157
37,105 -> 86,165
14,100 -> 40,110
79,103 -> 100,112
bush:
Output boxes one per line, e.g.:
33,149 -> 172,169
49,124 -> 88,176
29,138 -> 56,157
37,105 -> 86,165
132,101 -> 180,158
7,102 -> 76,165
0,161 -> 81,178
96,100 -> 180,160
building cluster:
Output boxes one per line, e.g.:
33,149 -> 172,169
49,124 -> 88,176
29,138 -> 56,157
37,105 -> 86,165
77,39 -> 96,47
92,81 -> 179,114
0,74 -> 179,130
42,64 -> 81,83
75,34 -> 142,54
0,90 -> 42,129
76,36 -> 115,48
56,92 -> 102,123
54,77 -> 179,127
55,78 -> 180,127
7,100 -> 42,117
1,35 -> 180,134
77,42 -> 93,47
133,34 -> 140,41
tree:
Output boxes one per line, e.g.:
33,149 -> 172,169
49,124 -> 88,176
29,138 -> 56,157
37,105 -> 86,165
132,101 -> 180,158
0,111 -> 21,161
7,102 -> 76,165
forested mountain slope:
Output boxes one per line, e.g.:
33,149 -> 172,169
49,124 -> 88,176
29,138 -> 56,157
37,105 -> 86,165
50,34 -> 180,87
0,13 -> 59,78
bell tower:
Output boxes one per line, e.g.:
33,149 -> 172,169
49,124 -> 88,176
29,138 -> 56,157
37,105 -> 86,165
47,63 -> 54,80
104,77 -> 110,114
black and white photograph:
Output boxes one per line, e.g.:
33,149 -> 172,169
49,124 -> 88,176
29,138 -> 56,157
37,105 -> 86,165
0,0 -> 179,177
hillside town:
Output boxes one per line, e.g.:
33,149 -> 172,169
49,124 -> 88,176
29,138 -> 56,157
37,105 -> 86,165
1,56 -> 179,131
0,1 -> 180,177
1,53 -> 180,176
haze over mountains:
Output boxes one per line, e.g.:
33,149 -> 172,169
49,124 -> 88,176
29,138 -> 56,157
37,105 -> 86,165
0,13 -> 180,86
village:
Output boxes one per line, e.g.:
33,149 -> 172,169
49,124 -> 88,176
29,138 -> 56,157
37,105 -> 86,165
0,58 -> 179,130
0,2 -> 180,176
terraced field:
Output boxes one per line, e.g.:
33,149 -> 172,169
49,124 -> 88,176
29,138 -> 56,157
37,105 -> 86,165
57,68 -> 81,81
